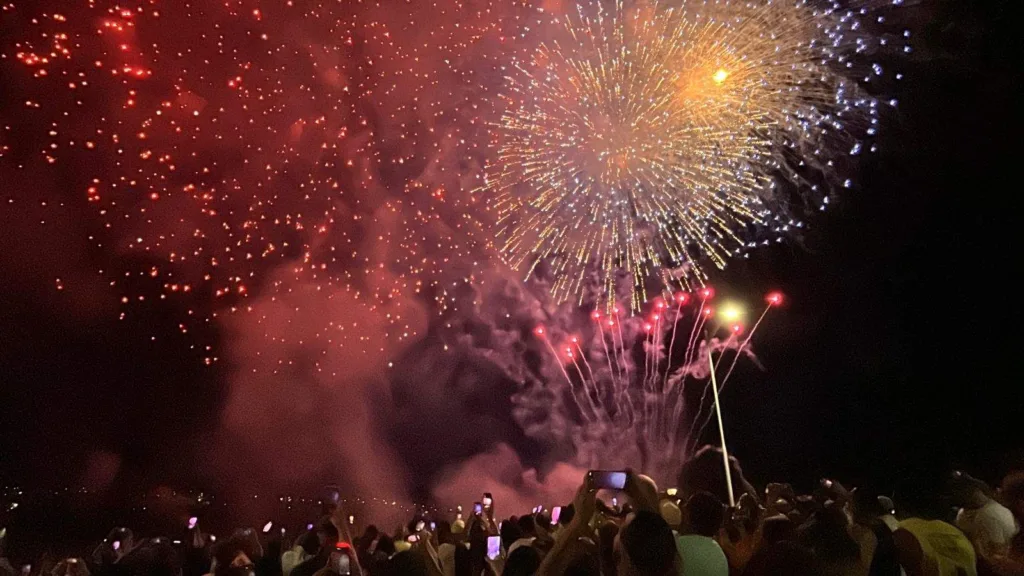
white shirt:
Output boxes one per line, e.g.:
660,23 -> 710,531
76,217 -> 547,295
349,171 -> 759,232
957,499 -> 1021,557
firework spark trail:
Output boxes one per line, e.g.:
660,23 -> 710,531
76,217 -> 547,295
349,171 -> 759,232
664,307 -> 712,442
644,315 -> 663,441
574,338 -> 618,422
681,332 -> 736,449
719,304 -> 774,389
540,336 -> 590,422
679,294 -> 712,390
596,318 -> 622,400
643,322 -> 656,390
522,285 -> 783,483
607,318 -> 628,389
570,353 -> 603,421
574,340 -> 596,383
614,311 -> 629,381
478,0 -> 899,308
690,302 -> 776,448
654,298 -> 685,437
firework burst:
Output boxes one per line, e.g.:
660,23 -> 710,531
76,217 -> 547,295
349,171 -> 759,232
479,0 -> 899,309
1,0 -> 545,365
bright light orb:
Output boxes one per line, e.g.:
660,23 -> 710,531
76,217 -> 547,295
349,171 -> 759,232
712,69 -> 729,84
720,302 -> 745,322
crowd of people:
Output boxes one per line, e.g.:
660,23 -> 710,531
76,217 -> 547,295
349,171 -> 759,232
2,447 -> 1022,576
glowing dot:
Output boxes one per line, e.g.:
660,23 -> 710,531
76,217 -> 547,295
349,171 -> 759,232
712,69 -> 729,84
720,303 -> 744,322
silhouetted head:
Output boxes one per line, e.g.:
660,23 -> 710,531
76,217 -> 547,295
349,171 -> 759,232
616,511 -> 678,576
684,491 -> 724,537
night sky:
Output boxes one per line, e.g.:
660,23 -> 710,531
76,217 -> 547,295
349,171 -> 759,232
1,0 -> 1021,525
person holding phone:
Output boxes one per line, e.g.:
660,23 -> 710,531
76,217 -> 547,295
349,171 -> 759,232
212,534 -> 259,576
537,471 -> 677,576
291,520 -> 353,576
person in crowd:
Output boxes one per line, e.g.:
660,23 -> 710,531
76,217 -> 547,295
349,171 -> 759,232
210,534 -> 258,576
51,558 -> 92,576
284,531 -> 321,576
498,522 -> 525,559
432,521 -> 457,576
290,521 -> 341,576
597,522 -> 619,576
985,472 -> 1024,575
677,447 -> 758,506
759,514 -> 797,546
744,541 -> 819,576
120,539 -> 181,576
258,533 -> 284,576
90,527 -> 134,574
893,475 -> 977,576
515,516 -> 537,542
538,471 -> 676,576
384,551 -> 429,576
951,473 -> 1021,562
850,488 -> 903,576
675,491 -> 728,576
501,546 -> 540,576
717,494 -> 761,574
798,504 -> 863,576
557,506 -> 577,535
659,500 -> 682,532
616,511 -> 679,576
877,497 -> 900,532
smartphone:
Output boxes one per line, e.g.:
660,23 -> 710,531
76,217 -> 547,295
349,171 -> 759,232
486,535 -> 501,560
473,502 -> 483,515
188,516 -> 198,529
349,515 -> 356,525
262,521 -> 273,533
307,523 -> 314,531
112,541 -> 121,552
429,522 -> 436,531
551,506 -> 562,524
482,493 -> 493,508
590,470 -> 627,490
415,521 -> 425,532
407,534 -> 419,543
666,488 -> 678,496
